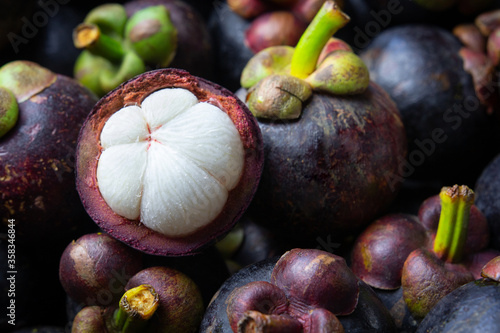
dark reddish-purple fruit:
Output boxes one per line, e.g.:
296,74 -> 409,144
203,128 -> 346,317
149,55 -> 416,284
0,60 -> 98,246
361,24 -> 500,182
248,82 -> 407,245
475,152 -> 500,250
58,232 -> 143,307
200,249 -> 397,332
75,68 -> 263,256
351,185 -> 500,324
237,1 -> 407,247
125,266 -> 204,332
245,11 -> 307,53
350,214 -> 428,290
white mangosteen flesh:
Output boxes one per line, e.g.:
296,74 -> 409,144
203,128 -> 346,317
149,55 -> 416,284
96,88 -> 245,237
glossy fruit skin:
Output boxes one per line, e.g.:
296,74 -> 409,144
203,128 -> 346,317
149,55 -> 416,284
200,255 -> 397,332
125,266 -> 205,333
361,24 -> 499,183
76,68 -> 264,256
475,152 -> 500,251
0,72 -> 98,246
248,82 -> 407,246
58,232 -> 143,308
416,278 -> 500,333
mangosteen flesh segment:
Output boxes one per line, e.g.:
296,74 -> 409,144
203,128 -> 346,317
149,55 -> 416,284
96,87 -> 244,237
226,249 -> 359,332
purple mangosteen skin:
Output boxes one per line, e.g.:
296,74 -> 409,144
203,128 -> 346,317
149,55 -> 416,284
475,152 -> 500,251
248,82 -> 407,245
75,68 -> 264,256
361,24 -> 499,182
59,232 -> 143,307
0,71 -> 98,245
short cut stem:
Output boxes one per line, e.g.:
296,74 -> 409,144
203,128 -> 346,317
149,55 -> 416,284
433,185 -> 475,263
73,23 -> 126,64
114,284 -> 159,333
290,0 -> 350,79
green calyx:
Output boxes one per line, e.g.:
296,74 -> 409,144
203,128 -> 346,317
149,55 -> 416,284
73,4 -> 177,96
240,0 -> 369,120
246,74 -> 312,119
305,50 -> 370,95
0,87 -> 19,138
433,185 -> 475,264
114,284 -> 159,333
124,5 -> 177,67
0,61 -> 58,138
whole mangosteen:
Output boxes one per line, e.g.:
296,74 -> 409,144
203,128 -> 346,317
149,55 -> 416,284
0,61 -> 98,246
240,1 -> 407,247
75,68 -> 263,256
360,24 -> 500,183
351,185 -> 500,329
58,232 -> 144,308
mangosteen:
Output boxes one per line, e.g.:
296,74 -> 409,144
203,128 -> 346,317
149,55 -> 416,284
239,1 -> 407,247
200,248 -> 397,332
124,266 -> 204,332
360,24 -> 500,183
73,0 -> 214,97
475,152 -> 500,251
71,266 -> 204,332
0,60 -> 98,246
416,255 -> 500,333
350,185 -> 500,328
75,67 -> 263,256
58,232 -> 144,309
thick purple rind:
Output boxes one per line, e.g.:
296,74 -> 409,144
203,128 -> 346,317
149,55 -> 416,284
75,68 -> 264,257
0,74 -> 98,245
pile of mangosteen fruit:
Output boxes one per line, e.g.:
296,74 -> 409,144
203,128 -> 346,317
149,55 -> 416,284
2,0 -> 500,332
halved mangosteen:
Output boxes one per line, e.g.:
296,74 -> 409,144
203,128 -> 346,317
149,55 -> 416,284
75,68 -> 264,256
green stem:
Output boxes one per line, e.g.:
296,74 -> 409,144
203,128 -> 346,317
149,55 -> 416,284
73,23 -> 126,64
433,185 -> 475,263
290,0 -> 350,79
113,284 -> 159,333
